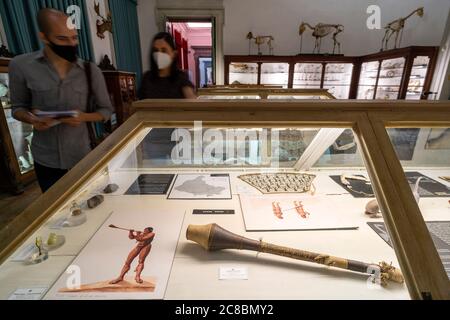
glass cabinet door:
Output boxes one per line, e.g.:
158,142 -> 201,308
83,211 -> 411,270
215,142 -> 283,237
406,56 -> 431,100
0,71 -> 34,175
386,126 -> 450,282
323,63 -> 354,99
260,63 -> 289,88
293,63 -> 323,89
228,62 -> 258,85
357,61 -> 379,99
375,57 -> 405,100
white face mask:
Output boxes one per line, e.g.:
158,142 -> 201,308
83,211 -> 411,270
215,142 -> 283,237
153,52 -> 172,70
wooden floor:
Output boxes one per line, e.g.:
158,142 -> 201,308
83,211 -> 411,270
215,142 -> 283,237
0,181 -> 41,232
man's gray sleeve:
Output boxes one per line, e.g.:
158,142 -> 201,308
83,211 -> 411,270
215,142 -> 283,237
9,58 -> 32,118
90,63 -> 114,121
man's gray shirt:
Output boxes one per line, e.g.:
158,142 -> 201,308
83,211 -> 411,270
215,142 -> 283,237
9,50 -> 114,169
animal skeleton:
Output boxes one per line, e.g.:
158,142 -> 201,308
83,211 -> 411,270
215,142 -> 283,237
246,32 -> 274,55
299,22 -> 344,54
381,7 -> 424,51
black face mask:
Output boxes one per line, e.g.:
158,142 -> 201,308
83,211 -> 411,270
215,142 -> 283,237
48,41 -> 78,63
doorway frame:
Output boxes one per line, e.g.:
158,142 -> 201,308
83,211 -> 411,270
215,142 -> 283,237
156,8 -> 225,85
192,46 -> 212,88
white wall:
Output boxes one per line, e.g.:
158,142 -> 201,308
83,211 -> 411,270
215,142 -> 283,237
433,9 -> 450,100
137,0 -> 158,72
134,0 -> 450,89
85,0 -> 115,64
224,0 -> 450,56
439,53 -> 450,100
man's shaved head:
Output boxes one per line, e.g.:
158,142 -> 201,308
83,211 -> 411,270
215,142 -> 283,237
37,7 -> 79,49
37,8 -> 69,35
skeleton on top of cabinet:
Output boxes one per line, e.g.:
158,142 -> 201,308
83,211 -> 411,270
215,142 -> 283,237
299,22 -> 344,55
246,32 -> 274,55
381,7 -> 424,51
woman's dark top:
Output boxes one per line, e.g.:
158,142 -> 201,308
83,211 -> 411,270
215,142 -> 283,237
138,70 -> 195,159
138,70 -> 194,99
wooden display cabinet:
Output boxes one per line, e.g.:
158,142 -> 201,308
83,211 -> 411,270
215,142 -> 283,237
102,71 -> 137,126
0,59 -> 35,194
355,46 -> 438,100
225,46 -> 438,100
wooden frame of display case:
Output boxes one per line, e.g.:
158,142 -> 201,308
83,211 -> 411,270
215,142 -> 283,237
207,84 -> 283,89
0,59 -> 36,194
224,46 -> 438,100
197,88 -> 336,99
0,100 -> 449,299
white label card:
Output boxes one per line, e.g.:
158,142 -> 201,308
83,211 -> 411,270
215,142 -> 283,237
219,266 -> 248,280
10,244 -> 36,262
8,287 -> 48,300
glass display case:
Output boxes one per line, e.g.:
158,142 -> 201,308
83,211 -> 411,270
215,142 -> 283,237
357,57 -> 406,100
0,59 -> 35,193
323,63 -> 354,99
260,62 -> 289,88
0,100 -> 448,300
225,56 -> 355,99
357,61 -> 380,99
375,57 -> 405,100
225,46 -> 437,100
228,62 -> 258,85
292,62 -> 354,99
356,46 -> 438,100
293,63 -> 323,89
406,56 -> 432,100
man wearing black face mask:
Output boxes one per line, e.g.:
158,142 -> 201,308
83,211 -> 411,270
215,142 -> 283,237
9,8 -> 113,192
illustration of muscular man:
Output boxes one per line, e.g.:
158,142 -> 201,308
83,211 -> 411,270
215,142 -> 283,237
110,227 -> 155,284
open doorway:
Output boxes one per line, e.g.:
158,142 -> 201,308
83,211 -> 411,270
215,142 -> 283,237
166,19 -> 214,88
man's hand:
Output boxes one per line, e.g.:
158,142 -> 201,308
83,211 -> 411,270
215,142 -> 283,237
59,111 -> 85,127
33,117 -> 59,131
29,110 -> 59,131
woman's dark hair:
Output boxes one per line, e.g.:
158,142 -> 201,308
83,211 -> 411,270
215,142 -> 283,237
149,32 -> 180,80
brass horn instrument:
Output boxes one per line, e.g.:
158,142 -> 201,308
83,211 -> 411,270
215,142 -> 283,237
187,224 -> 404,286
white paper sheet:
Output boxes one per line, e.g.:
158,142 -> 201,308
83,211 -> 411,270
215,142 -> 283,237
45,208 -> 185,300
239,194 -> 359,231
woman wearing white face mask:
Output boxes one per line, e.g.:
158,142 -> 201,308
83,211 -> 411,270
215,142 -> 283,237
138,32 -> 196,99
138,32 -> 196,160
